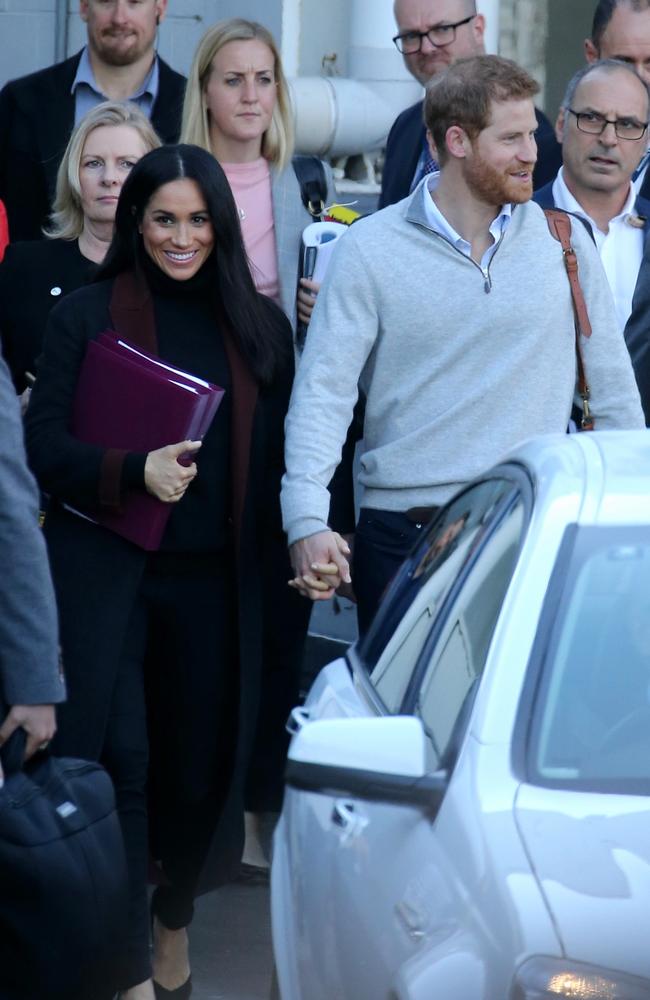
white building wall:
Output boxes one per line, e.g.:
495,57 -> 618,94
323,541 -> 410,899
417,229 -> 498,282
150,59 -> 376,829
4,0 -> 401,93
0,1 -> 58,87
0,1 -> 278,89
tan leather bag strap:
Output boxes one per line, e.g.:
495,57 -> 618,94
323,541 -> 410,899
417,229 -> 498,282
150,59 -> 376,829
544,208 -> 594,431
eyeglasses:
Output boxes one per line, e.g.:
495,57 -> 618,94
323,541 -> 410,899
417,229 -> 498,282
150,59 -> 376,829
567,108 -> 648,141
392,14 -> 476,54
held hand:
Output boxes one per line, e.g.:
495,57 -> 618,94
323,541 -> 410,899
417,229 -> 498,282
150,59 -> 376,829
297,278 -> 321,327
19,387 -> 32,417
288,530 -> 351,601
335,532 -> 356,603
144,440 -> 201,503
0,704 -> 57,772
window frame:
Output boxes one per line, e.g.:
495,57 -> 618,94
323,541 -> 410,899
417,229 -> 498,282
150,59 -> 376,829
515,523 -> 650,797
349,464 -> 534,744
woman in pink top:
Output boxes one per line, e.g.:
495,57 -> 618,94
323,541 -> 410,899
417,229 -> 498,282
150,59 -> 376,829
182,18 -> 335,338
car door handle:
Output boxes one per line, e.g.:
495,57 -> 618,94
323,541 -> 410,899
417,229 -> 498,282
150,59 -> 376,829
332,801 -> 357,829
286,706 -> 311,735
331,800 -> 368,844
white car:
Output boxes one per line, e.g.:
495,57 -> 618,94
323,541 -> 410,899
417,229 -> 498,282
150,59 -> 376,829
272,431 -> 650,1000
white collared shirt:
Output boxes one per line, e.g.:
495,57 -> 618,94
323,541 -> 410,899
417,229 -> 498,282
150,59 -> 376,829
422,175 -> 513,273
552,167 -> 643,332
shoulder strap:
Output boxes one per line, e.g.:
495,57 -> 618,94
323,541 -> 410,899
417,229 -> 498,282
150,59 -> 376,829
544,209 -> 592,338
544,208 -> 594,431
292,155 -> 327,219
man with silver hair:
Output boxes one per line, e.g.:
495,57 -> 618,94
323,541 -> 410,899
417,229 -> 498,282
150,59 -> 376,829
0,0 -> 184,242
534,59 -> 650,417
585,0 -> 650,194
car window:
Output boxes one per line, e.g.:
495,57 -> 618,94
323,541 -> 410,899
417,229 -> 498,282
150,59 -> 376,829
528,527 -> 650,791
364,478 -> 518,713
415,498 -> 525,768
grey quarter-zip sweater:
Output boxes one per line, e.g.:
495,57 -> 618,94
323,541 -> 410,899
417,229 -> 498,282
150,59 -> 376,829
281,180 -> 645,545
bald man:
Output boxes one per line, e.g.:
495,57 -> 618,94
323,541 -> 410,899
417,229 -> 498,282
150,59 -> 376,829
379,0 -> 561,207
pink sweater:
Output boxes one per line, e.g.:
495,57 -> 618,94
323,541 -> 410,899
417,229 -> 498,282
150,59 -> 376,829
222,158 -> 280,304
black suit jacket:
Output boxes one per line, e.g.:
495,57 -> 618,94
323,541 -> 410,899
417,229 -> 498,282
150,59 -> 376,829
533,180 -> 650,424
379,99 -> 563,209
0,237 -> 95,391
0,51 -> 186,242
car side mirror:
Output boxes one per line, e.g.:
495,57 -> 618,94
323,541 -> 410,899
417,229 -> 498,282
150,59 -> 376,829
285,715 -> 447,814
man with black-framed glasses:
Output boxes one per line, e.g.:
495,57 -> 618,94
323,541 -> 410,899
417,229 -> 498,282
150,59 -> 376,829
379,0 -> 561,208
534,61 -> 650,364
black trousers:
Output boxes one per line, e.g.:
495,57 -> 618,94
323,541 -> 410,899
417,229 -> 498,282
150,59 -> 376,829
353,508 -> 429,636
245,572 -> 310,813
105,552 -> 235,989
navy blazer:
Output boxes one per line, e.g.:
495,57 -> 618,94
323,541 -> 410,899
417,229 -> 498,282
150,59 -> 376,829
379,99 -> 562,209
0,51 -> 186,242
533,180 -> 650,425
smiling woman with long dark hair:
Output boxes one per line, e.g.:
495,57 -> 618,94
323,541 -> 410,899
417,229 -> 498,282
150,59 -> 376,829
25,144 -> 292,1000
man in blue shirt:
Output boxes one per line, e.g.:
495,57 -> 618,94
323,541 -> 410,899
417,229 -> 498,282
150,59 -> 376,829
0,0 -> 185,241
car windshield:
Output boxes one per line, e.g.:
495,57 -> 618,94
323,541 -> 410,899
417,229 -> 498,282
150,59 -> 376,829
529,526 -> 650,792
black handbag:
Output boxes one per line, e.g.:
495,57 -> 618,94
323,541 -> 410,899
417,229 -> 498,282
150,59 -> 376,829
0,731 -> 129,999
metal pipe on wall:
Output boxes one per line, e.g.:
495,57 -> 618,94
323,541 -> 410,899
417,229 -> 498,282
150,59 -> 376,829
478,0 -> 501,54
281,0 -> 302,79
55,0 -> 69,63
290,0 -> 419,158
289,0 -> 500,160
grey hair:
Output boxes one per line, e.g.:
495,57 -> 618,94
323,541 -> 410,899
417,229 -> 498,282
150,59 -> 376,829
560,58 -> 650,125
45,101 -> 161,241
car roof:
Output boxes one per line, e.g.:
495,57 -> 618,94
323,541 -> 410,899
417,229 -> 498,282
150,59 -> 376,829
500,430 -> 650,527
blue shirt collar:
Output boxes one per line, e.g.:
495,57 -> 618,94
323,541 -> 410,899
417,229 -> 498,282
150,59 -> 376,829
71,45 -> 159,101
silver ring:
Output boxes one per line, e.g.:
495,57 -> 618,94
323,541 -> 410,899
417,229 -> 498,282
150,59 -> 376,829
38,740 -> 50,751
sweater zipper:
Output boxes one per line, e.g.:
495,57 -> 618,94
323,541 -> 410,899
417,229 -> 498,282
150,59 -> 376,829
430,229 -> 506,293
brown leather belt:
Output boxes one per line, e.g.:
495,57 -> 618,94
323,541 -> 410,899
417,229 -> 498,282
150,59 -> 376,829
405,506 -> 439,525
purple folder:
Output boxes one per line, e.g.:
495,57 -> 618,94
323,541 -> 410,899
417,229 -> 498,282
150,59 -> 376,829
70,333 -> 224,550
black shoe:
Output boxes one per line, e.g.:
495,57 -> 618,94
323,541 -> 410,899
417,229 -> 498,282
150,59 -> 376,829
236,862 -> 270,886
152,976 -> 192,1000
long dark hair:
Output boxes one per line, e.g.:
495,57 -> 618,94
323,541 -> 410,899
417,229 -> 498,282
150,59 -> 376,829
97,143 -> 289,384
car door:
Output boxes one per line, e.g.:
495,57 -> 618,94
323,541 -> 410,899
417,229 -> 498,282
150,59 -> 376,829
284,473 -> 530,1000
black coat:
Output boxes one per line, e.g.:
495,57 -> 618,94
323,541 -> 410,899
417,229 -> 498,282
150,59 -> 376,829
0,51 -> 186,242
25,273 -> 293,886
0,238 -> 94,391
379,99 -> 563,209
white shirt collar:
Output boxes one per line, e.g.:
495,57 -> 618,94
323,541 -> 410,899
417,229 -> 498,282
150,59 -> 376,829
552,166 -> 637,235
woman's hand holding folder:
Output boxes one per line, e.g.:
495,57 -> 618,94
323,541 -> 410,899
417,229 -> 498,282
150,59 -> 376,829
144,439 -> 202,503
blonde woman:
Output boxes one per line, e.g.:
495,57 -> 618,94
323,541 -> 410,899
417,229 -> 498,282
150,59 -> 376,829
181,17 -> 336,335
0,101 -> 160,392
